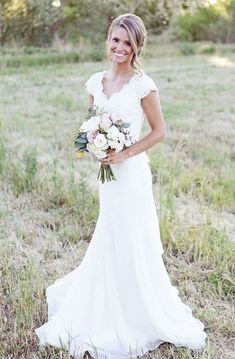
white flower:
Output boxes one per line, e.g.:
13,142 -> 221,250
93,133 -> 109,150
80,116 -> 100,132
107,125 -> 120,140
87,143 -> 107,159
95,149 -> 107,159
124,138 -> 132,147
115,142 -> 124,152
111,113 -> 122,124
108,139 -> 118,149
99,114 -> 112,131
108,139 -> 124,152
86,142 -> 96,154
117,132 -> 125,143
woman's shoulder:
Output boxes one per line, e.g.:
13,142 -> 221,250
84,71 -> 104,95
134,70 -> 159,99
86,70 -> 104,82
135,71 -> 155,83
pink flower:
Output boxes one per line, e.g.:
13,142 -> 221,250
99,114 -> 112,131
87,130 -> 98,143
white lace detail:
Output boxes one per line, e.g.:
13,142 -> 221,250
84,72 -> 102,96
137,75 -> 159,99
85,71 -> 159,99
84,71 -> 159,142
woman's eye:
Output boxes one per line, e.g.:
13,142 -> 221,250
125,42 -> 131,47
112,38 -> 118,43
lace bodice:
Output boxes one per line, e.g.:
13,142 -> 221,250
85,70 -> 159,141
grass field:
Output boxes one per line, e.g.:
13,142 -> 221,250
0,49 -> 235,358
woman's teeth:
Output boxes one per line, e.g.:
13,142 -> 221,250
114,52 -> 125,57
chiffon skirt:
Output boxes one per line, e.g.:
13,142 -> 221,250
35,152 -> 207,359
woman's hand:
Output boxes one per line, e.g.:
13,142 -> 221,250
99,148 -> 128,165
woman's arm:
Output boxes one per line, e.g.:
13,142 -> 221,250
100,90 -> 166,165
88,94 -> 94,108
125,91 -> 166,157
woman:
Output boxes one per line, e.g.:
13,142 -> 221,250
35,13 -> 207,359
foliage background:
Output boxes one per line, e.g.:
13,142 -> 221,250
0,0 -> 235,47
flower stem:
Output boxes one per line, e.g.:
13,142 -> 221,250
97,164 -> 116,183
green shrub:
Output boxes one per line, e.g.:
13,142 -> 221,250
197,41 -> 216,54
174,0 -> 235,43
0,0 -> 178,47
0,0 -> 61,46
90,49 -> 105,62
179,42 -> 196,55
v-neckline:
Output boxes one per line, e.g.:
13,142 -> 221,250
100,70 -> 139,101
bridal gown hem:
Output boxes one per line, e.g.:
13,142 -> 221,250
35,70 -> 207,359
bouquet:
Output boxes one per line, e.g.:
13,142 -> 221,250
73,106 -> 135,183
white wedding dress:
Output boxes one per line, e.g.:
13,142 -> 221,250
35,70 -> 207,358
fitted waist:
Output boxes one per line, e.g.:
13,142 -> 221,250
126,151 -> 150,164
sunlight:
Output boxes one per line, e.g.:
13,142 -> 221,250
52,0 -> 61,7
203,0 -> 220,7
204,0 -> 226,6
6,0 -> 27,18
208,55 -> 235,68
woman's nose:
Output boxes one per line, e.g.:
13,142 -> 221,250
116,42 -> 124,51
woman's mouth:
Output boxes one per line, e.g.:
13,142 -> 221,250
113,52 -> 126,57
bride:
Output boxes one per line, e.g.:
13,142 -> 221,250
35,13 -> 207,359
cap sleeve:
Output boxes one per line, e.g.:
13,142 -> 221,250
84,72 -> 101,96
138,75 -> 159,100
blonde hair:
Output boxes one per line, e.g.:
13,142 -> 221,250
106,13 -> 147,73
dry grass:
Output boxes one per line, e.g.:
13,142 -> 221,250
0,51 -> 235,358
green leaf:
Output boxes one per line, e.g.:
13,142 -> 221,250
80,132 -> 87,139
74,143 -> 86,150
122,123 -> 130,128
75,137 -> 88,144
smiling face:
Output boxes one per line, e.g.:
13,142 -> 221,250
106,14 -> 147,72
108,26 -> 134,65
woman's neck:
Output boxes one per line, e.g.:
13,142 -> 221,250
109,62 -> 135,79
